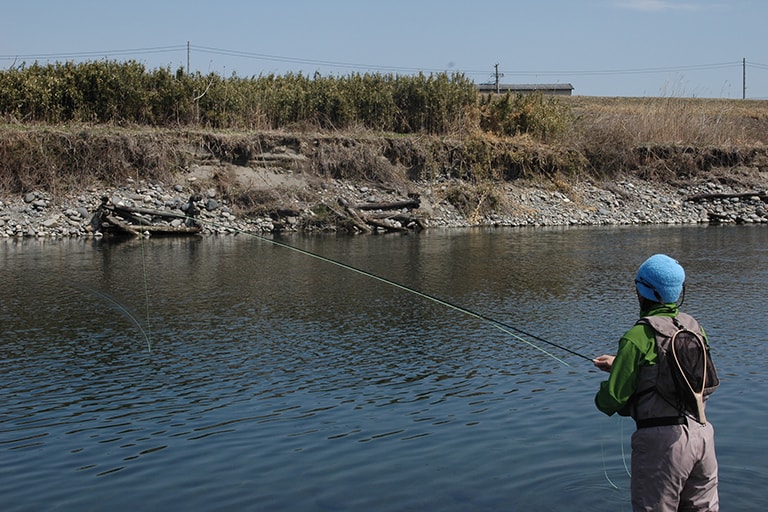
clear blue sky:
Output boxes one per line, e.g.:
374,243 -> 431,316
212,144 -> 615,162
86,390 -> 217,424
2,0 -> 767,98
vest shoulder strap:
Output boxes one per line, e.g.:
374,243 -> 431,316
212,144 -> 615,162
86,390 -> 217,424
636,313 -> 700,337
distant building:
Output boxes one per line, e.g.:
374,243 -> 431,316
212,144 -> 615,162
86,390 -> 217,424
477,83 -> 574,96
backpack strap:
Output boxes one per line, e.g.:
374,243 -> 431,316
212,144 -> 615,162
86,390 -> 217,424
636,313 -> 701,337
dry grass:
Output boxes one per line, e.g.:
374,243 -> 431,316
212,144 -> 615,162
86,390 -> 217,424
2,95 -> 767,203
0,124 -> 188,197
552,96 -> 768,180
562,96 -> 768,146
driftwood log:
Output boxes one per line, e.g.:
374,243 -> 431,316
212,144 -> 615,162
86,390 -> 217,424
686,192 -> 767,202
111,204 -> 189,221
333,196 -> 425,233
353,198 -> 421,211
102,214 -> 201,236
360,211 -> 428,231
343,205 -> 374,233
91,196 -> 202,237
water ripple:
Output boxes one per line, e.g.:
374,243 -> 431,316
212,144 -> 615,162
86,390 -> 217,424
1,229 -> 764,511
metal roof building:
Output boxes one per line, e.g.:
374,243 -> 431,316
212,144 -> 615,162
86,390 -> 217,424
477,83 -> 574,96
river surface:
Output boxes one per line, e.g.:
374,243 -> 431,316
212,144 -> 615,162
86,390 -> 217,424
1,225 -> 766,511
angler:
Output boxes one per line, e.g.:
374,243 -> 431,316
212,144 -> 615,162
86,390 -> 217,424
593,254 -> 719,512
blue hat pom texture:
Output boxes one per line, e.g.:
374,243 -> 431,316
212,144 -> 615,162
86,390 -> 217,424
635,254 -> 685,304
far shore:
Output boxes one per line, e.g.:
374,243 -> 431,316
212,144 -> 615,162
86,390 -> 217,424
1,94 -> 767,236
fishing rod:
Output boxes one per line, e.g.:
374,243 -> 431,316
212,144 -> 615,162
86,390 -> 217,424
194,218 -> 594,367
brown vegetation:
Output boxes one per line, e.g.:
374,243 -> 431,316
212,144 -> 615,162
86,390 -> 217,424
0,61 -> 766,224
1,100 -> 767,225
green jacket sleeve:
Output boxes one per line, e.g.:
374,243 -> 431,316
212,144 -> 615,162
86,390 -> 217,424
595,335 -> 645,416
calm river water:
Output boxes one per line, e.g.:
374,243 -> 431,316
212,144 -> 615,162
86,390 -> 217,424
1,225 -> 766,511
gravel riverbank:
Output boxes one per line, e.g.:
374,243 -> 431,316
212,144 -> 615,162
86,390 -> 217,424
1,170 -> 766,239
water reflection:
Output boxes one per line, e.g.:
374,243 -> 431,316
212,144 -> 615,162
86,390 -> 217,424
1,225 -> 766,511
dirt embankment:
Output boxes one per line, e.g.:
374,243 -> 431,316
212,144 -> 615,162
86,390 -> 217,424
1,120 -> 767,237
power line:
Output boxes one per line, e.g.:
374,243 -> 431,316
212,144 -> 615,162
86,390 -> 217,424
496,61 -> 743,78
190,46 -> 751,79
0,44 -> 764,83
0,45 -> 186,62
191,45 -> 433,73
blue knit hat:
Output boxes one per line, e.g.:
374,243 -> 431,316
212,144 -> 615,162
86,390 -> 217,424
635,254 -> 686,304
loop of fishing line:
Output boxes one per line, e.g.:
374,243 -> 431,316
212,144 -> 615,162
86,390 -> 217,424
77,285 -> 152,352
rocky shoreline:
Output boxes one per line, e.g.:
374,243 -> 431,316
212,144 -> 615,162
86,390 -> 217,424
1,171 -> 766,239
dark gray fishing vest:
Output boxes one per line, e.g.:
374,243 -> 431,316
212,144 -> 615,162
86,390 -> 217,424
630,313 -> 719,428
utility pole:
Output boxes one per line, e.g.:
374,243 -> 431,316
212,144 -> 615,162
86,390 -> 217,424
742,57 -> 746,99
187,41 -> 191,75
494,63 -> 504,94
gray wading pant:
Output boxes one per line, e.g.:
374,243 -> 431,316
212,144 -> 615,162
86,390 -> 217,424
630,421 -> 718,511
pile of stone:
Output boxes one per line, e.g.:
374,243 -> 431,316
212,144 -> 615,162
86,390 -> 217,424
427,179 -> 766,228
0,176 -> 765,239
0,181 -> 261,239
